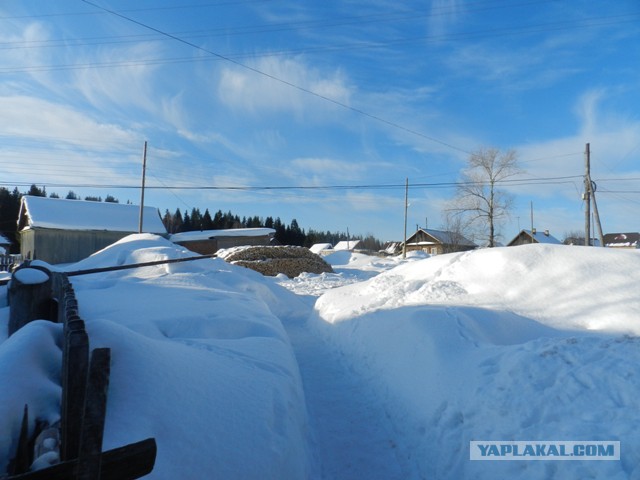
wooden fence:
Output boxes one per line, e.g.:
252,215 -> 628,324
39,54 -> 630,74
0,254 -> 21,273
4,265 -> 156,479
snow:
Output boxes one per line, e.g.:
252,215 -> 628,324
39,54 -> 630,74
512,229 -> 563,245
309,243 -> 333,254
19,196 -> 166,233
13,267 -> 50,285
170,228 -> 276,242
332,240 -> 361,251
1,237 -> 640,479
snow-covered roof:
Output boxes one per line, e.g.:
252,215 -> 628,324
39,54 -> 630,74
309,243 -> 333,254
333,240 -> 361,251
0,233 -> 10,245
170,228 -> 276,242
18,196 -> 166,234
407,228 -> 477,247
510,229 -> 562,245
603,232 -> 640,248
381,242 -> 402,254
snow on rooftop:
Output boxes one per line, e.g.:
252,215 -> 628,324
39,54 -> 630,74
170,228 -> 275,242
333,240 -> 361,251
309,243 -> 333,254
519,229 -> 562,245
19,196 -> 166,233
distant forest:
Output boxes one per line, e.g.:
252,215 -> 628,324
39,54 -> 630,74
0,185 -> 383,253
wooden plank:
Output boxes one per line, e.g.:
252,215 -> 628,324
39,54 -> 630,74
6,437 -> 157,480
60,328 -> 89,462
9,405 -> 31,475
77,348 -> 111,480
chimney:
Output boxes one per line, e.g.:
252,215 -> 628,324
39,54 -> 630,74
544,230 -> 549,236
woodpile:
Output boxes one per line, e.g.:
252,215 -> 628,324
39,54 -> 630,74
220,246 -> 334,278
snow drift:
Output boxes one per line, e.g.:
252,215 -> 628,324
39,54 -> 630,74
0,234 -> 313,478
2,237 -> 640,479
313,244 -> 640,479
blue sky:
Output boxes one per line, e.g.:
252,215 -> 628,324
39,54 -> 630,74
1,1 -> 639,243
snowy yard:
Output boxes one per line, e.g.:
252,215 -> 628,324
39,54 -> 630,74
1,234 -> 640,479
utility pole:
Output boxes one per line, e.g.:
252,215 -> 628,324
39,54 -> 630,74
583,143 -> 605,247
584,143 -> 590,246
402,178 -> 408,259
530,201 -> 534,243
138,141 -> 147,234
589,176 -> 605,247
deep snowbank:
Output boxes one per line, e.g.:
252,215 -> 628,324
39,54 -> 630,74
0,234 -> 313,478
313,244 -> 640,479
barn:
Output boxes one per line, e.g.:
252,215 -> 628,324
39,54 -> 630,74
170,228 -> 277,255
18,196 -> 167,264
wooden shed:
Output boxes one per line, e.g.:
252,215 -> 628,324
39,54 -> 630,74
170,228 -> 277,255
18,196 -> 167,264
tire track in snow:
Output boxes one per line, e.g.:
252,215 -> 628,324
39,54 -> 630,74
285,319 -> 407,480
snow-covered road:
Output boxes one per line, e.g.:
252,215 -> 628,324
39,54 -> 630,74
285,317 -> 409,480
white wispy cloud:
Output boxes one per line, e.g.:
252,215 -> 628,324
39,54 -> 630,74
217,55 -> 352,119
72,43 -> 163,115
0,95 -> 137,150
427,0 -> 464,37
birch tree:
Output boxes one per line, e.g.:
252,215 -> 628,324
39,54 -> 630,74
449,147 -> 521,247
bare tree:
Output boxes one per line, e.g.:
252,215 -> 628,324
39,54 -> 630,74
448,147 -> 521,247
441,211 -> 469,253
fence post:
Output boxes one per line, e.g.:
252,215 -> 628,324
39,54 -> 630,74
7,266 -> 53,336
77,348 -> 111,480
60,320 -> 89,462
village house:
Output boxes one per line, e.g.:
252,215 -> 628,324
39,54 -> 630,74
309,243 -> 333,255
333,240 -> 361,251
603,232 -> 640,249
507,229 -> 562,246
403,228 -> 477,255
18,195 -> 166,264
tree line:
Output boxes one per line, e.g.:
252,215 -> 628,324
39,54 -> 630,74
161,207 -> 383,250
0,185 -> 383,253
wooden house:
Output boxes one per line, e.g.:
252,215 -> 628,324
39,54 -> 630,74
18,196 -> 167,264
404,228 -> 477,255
507,229 -> 562,246
381,241 -> 402,256
603,232 -> 640,249
170,228 -> 277,255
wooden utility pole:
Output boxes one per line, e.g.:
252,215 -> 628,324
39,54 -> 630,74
584,143 -> 591,246
402,178 -> 408,259
530,201 -> 534,243
583,143 -> 605,247
138,141 -> 147,234
589,175 -> 605,247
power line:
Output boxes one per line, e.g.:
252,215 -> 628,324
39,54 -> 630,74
79,0 -> 473,155
0,175 -> 583,192
1,1 -> 569,50
3,12 -> 638,70
0,0 -> 274,20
